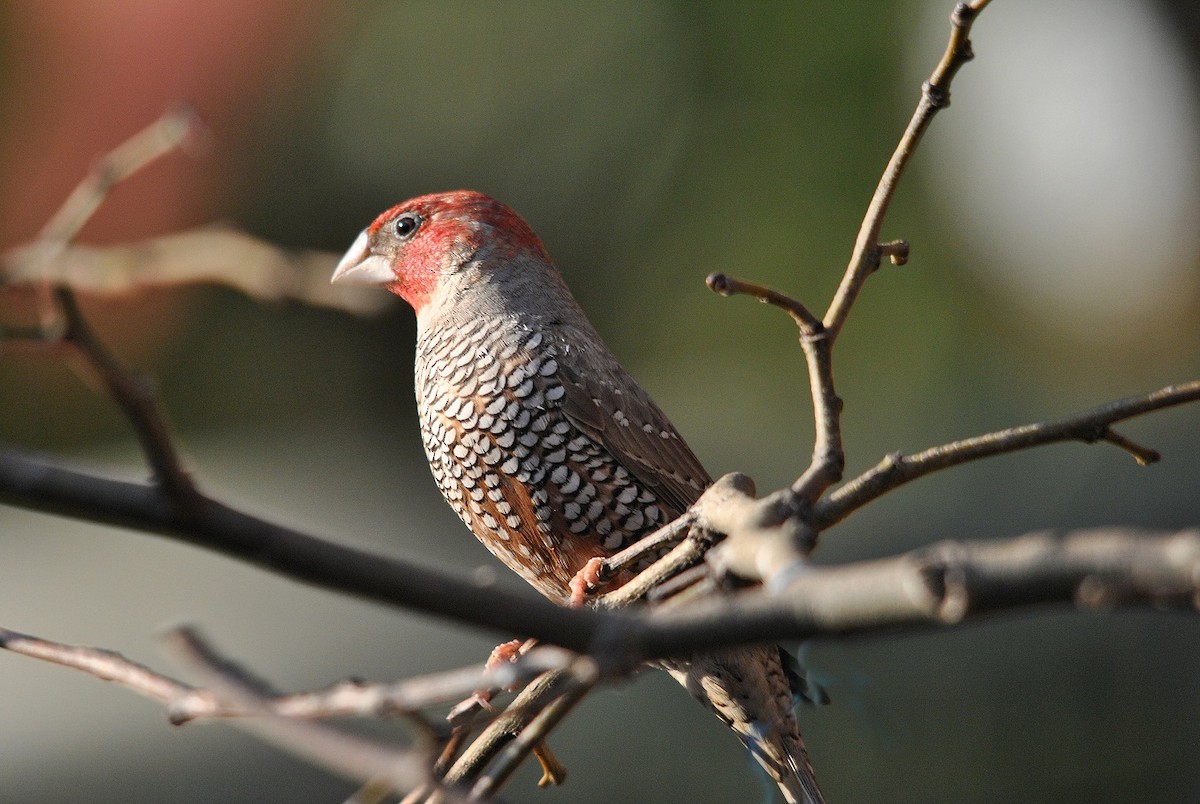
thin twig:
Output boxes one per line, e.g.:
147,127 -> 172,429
164,626 -> 444,800
705,272 -> 845,506
596,526 -> 710,608
596,511 -> 695,580
468,660 -> 598,799
706,273 -> 822,334
0,625 -> 211,714
789,325 -> 844,505
0,622 -> 478,740
17,109 -> 205,499
797,0 -> 987,506
594,474 -> 759,608
814,380 -> 1200,529
438,669 -> 579,791
55,287 -> 197,499
823,0 -> 989,340
2,228 -> 390,316
34,106 -> 202,250
878,239 -> 910,266
1099,428 -> 1160,466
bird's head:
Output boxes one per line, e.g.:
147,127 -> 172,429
331,190 -> 550,313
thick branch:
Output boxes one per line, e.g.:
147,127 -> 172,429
3,447 -> 1194,662
634,528 -> 1200,659
0,446 -> 611,654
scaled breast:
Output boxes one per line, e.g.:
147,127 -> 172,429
415,315 -> 668,601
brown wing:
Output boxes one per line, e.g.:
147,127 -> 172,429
553,326 -> 711,517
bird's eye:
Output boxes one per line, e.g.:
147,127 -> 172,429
394,212 -> 422,240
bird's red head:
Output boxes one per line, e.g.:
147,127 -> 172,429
331,190 -> 549,312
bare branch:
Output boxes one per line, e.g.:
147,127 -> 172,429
468,660 -> 598,799
591,511 -> 695,582
706,273 -> 821,333
595,524 -> 709,608
164,627 -> 440,800
0,446 -> 608,654
1099,427 -> 1160,466
588,474 -> 762,608
0,625 -> 210,714
3,228 -> 389,316
788,326 -> 843,505
54,287 -> 198,499
815,380 -> 1200,529
439,669 -> 581,792
705,274 -> 845,505
705,3 -> 993,513
0,624 -> 571,728
34,106 -> 203,251
2,110 -> 206,498
824,0 -> 989,339
6,427 -> 1200,665
634,527 -> 1200,660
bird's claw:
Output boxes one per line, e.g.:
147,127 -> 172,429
485,638 -> 529,670
448,689 -> 495,722
534,741 -> 568,786
567,557 -> 607,607
447,637 -> 536,725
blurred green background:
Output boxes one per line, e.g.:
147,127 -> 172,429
2,1 -> 1199,802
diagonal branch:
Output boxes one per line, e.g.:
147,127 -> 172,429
8,108 -> 205,499
466,660 -> 598,799
163,627 -> 446,800
54,287 -> 198,499
33,106 -> 203,251
814,380 -> 1200,529
0,625 -> 570,726
434,667 -> 587,798
0,625 -> 205,714
823,0 -> 990,340
632,527 -> 1200,659
0,445 -> 608,654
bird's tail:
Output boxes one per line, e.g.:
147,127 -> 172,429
663,644 -> 825,804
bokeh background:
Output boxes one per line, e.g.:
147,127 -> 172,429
2,1 -> 1199,801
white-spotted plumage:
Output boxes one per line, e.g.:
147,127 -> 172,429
415,316 -> 676,598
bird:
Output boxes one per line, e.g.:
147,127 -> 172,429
332,190 -> 824,803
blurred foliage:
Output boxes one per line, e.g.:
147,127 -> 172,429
2,2 -> 1199,802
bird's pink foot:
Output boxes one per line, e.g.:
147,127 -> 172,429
568,557 -> 607,607
486,638 -> 528,670
447,637 -> 535,722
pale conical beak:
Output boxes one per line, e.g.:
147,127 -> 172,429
330,229 -> 395,286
